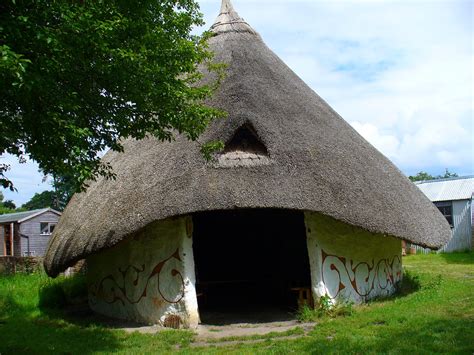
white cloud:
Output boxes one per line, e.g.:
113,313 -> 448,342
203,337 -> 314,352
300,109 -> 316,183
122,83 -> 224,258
1,154 -> 52,207
350,122 -> 400,158
226,0 -> 474,176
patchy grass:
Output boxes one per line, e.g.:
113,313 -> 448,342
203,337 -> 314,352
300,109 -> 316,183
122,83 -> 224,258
203,326 -> 306,344
0,252 -> 473,354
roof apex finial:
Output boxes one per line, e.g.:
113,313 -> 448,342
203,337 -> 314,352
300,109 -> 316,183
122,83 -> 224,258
211,0 -> 257,35
221,0 -> 235,13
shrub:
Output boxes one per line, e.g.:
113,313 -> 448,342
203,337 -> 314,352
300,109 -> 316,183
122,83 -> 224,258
297,295 -> 354,322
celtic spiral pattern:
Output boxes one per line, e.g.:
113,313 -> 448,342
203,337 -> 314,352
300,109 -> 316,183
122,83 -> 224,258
89,248 -> 185,306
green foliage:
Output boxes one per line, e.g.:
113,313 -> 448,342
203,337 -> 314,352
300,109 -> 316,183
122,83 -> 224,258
296,304 -> 317,322
297,296 -> 354,322
200,140 -> 225,161
440,168 -> 459,179
0,205 -> 17,215
21,190 -> 55,210
318,294 -> 333,314
0,0 -> 226,192
409,171 -> 434,182
2,199 -> 15,209
0,190 -> 23,213
51,173 -> 75,210
409,168 -> 458,182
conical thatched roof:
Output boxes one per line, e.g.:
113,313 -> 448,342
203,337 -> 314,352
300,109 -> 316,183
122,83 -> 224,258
44,0 -> 451,277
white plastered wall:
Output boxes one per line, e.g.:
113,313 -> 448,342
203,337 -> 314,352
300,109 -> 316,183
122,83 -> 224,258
304,212 -> 402,304
87,216 -> 199,328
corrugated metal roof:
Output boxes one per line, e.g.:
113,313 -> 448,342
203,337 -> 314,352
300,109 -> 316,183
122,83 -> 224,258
416,176 -> 474,202
0,208 -> 49,224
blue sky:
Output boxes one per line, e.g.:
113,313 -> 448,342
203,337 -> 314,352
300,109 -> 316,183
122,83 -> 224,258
2,0 -> 473,206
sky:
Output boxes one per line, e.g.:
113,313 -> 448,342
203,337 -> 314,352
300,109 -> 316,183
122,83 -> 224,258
2,0 -> 473,206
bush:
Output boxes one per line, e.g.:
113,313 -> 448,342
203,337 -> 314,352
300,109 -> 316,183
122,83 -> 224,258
297,295 -> 354,322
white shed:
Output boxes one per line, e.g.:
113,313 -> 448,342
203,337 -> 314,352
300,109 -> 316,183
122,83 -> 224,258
416,176 -> 474,252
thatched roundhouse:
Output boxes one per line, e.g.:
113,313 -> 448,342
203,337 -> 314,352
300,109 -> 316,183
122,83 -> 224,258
44,0 -> 451,328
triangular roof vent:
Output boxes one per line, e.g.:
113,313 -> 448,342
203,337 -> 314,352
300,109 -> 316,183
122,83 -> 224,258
218,123 -> 270,168
224,123 -> 267,155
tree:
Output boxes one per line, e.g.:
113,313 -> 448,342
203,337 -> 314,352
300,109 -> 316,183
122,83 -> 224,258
0,190 -> 17,214
21,191 -> 56,211
2,200 -> 16,209
409,169 -> 458,182
1,0 -> 225,193
438,168 -> 458,179
408,172 -> 435,182
0,206 -> 15,215
50,173 -> 75,210
0,191 -> 15,209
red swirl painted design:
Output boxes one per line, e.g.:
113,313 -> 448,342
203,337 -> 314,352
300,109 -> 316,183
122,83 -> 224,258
321,249 -> 402,299
89,248 -> 185,306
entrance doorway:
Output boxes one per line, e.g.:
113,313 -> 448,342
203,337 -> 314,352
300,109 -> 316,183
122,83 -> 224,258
192,209 -> 311,325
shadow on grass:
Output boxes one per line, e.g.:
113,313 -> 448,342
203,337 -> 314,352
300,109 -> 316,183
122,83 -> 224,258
0,294 -> 121,354
37,275 -> 149,330
367,270 -> 421,305
33,278 -> 194,352
395,270 -> 421,297
439,251 -> 474,265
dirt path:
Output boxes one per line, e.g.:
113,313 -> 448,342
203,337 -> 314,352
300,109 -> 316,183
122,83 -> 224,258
115,317 -> 316,347
190,320 -> 315,347
195,320 -> 314,340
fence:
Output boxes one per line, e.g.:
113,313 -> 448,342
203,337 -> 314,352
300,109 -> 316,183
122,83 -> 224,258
0,256 -> 86,275
0,256 -> 44,274
407,237 -> 472,255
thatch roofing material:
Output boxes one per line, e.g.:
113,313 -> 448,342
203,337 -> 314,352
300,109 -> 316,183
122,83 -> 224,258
44,0 -> 451,277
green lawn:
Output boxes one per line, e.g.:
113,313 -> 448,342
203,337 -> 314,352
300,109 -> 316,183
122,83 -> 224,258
1,252 -> 473,354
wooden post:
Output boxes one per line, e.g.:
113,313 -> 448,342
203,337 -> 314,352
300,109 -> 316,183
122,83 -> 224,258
10,222 -> 14,256
2,225 -> 6,256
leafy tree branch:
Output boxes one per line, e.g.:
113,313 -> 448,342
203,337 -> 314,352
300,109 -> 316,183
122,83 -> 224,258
1,0 -> 226,192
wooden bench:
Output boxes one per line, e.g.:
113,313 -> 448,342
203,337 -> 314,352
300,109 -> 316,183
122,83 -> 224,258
291,287 -> 314,308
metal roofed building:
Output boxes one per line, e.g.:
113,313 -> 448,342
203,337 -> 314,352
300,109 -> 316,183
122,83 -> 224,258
0,208 -> 61,257
416,176 -> 474,252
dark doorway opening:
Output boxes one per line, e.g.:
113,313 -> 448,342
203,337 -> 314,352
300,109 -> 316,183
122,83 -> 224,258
192,209 -> 311,325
